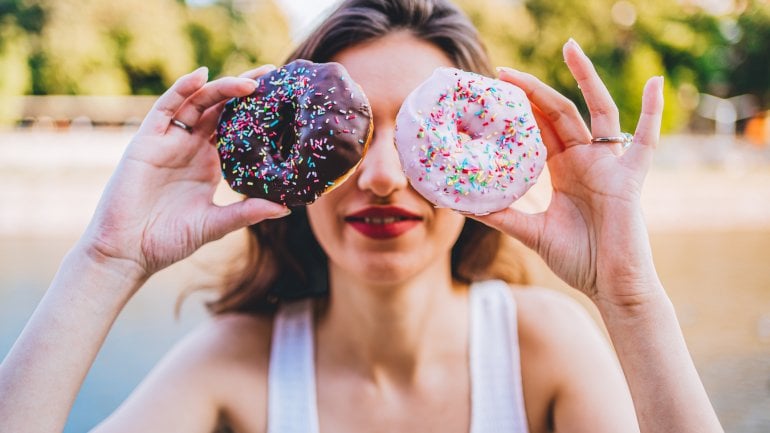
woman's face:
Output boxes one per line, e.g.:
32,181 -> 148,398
306,32 -> 466,285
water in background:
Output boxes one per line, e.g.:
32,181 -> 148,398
0,237 -> 213,432
1,131 -> 769,432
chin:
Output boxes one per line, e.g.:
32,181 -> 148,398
340,250 -> 438,286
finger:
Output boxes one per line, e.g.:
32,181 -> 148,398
194,65 -> 278,138
140,67 -> 209,135
531,102 -> 566,158
196,100 -> 229,142
562,39 -> 621,141
238,64 -> 276,79
497,67 -> 592,148
624,76 -> 664,173
470,207 -> 544,253
170,77 -> 259,135
202,199 -> 291,243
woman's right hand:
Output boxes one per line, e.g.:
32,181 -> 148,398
80,65 -> 289,284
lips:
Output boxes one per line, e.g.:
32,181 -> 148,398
344,206 -> 423,239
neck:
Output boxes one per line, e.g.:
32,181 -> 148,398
316,258 -> 468,386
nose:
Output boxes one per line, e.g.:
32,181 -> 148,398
356,124 -> 408,197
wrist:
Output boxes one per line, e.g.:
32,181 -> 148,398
594,274 -> 669,315
594,279 -> 673,326
67,239 -> 149,302
595,281 -> 723,433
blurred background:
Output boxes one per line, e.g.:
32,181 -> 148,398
1,0 -> 769,431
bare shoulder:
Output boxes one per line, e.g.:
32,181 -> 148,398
94,313 -> 274,433
195,313 -> 274,431
175,313 -> 274,408
148,312 -> 274,380
509,285 -> 614,378
184,312 -> 274,367
508,286 -> 637,432
510,286 -> 603,345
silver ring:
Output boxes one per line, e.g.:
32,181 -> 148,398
591,132 -> 633,149
170,118 -> 193,133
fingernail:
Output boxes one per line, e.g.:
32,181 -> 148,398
650,75 -> 664,88
238,77 -> 259,88
192,66 -> 209,82
496,66 -> 520,75
266,208 -> 292,220
566,38 -> 585,55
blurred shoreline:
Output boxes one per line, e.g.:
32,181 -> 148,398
1,129 -> 769,237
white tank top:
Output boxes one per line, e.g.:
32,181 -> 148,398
267,280 -> 530,433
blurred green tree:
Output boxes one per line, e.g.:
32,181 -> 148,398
729,3 -> 770,106
0,0 -> 43,123
0,0 -> 766,133
0,19 -> 31,123
456,0 -> 770,133
2,0 -> 290,96
186,0 -> 291,79
456,0 -> 685,132
36,0 -> 194,95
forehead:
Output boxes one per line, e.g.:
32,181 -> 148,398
331,32 -> 455,115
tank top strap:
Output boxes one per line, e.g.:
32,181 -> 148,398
267,283 -> 529,433
469,280 -> 530,433
267,299 -> 320,433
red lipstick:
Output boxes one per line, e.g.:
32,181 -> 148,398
344,206 -> 423,239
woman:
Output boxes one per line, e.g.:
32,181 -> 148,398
0,0 -> 722,432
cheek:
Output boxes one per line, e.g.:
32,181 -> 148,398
306,196 -> 340,251
431,210 -> 466,247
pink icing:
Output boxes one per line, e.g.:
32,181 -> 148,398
395,67 -> 547,215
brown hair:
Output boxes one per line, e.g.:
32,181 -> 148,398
208,0 -> 529,315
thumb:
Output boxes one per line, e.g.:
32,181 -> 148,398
203,199 -> 291,242
470,207 -> 544,252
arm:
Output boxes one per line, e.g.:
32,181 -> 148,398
515,289 -> 639,433
597,286 -> 719,433
0,245 -> 143,433
0,66 -> 287,433
476,39 -> 723,432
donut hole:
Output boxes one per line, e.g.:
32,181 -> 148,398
457,131 -> 473,146
275,122 -> 298,162
268,107 -> 298,162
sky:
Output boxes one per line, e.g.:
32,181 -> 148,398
277,0 -> 342,40
185,0 -> 341,40
207,0 -> 744,41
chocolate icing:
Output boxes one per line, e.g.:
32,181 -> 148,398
216,60 -> 372,206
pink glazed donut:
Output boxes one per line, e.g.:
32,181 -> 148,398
395,67 -> 546,215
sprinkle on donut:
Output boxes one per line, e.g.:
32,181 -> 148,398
216,60 -> 373,206
395,67 -> 546,215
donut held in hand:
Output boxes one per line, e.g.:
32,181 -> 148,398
395,67 -> 546,215
216,60 -> 373,206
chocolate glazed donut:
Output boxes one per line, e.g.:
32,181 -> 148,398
216,60 -> 373,206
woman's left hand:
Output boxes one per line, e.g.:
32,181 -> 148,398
474,39 -> 665,310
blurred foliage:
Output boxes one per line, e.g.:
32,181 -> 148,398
0,0 -> 768,132
456,0 -> 770,132
0,17 -> 29,116
186,1 -> 290,79
0,0 -> 290,97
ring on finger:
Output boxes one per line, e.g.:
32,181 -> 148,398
591,132 -> 633,149
170,118 -> 194,134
